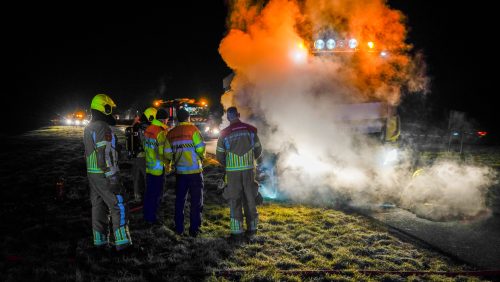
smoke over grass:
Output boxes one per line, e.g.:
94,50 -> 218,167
218,0 -> 496,220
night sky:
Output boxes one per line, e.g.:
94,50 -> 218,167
6,1 -> 499,133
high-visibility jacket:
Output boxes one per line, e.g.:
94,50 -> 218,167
83,120 -> 120,177
144,119 -> 168,176
165,122 -> 205,174
216,120 -> 262,172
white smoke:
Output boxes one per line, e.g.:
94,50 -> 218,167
219,0 -> 497,220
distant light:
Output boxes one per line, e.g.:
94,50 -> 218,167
367,41 -> 375,49
380,51 -> 388,57
74,120 -> 81,125
348,38 -> 358,49
453,132 -> 459,136
66,119 -> 73,125
326,39 -> 336,50
477,131 -> 488,137
314,39 -> 325,50
204,127 -> 210,132
212,128 -> 220,135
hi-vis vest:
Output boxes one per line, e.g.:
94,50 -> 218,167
144,119 -> 167,176
165,122 -> 205,174
216,121 -> 262,172
83,120 -> 119,176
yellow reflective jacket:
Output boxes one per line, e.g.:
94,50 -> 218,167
144,119 -> 167,176
164,122 -> 205,174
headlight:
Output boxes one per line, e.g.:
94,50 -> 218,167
326,39 -> 336,50
348,38 -> 358,49
83,120 -> 89,125
204,127 -> 210,132
212,128 -> 220,135
75,120 -> 81,125
314,39 -> 325,50
66,119 -> 73,125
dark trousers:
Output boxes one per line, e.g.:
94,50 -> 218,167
144,173 -> 165,223
132,157 -> 146,200
175,173 -> 204,234
88,173 -> 131,249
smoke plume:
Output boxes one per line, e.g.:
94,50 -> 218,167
219,0 -> 496,220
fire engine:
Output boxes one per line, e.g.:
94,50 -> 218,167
153,98 -> 220,139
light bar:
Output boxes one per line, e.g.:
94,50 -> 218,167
326,39 -> 336,50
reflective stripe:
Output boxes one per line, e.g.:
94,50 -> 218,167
114,226 -> 130,246
172,139 -> 194,145
116,195 -> 125,226
216,146 -> 225,152
230,218 -> 243,234
93,230 -> 108,246
194,142 -> 205,149
96,141 -> 107,147
225,151 -> 254,171
226,165 -> 254,171
104,171 -> 114,177
87,151 -> 103,173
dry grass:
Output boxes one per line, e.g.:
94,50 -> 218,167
0,126 -> 494,281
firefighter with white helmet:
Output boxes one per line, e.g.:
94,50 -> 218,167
83,94 -> 132,252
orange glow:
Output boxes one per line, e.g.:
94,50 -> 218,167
219,0 -> 428,109
154,100 -> 163,107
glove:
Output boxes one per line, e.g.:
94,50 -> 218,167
107,174 -> 123,193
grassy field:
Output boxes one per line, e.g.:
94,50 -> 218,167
0,126 -> 495,281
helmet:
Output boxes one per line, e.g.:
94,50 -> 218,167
91,94 -> 116,115
144,107 -> 158,122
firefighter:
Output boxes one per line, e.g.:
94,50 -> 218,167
131,107 -> 157,201
143,108 -> 169,225
83,94 -> 132,251
164,108 -> 206,237
216,107 -> 262,239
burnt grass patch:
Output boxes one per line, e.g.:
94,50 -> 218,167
0,127 -> 491,281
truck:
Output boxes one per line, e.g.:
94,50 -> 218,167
221,31 -> 402,199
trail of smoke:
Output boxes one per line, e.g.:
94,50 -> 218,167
219,0 -> 496,220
